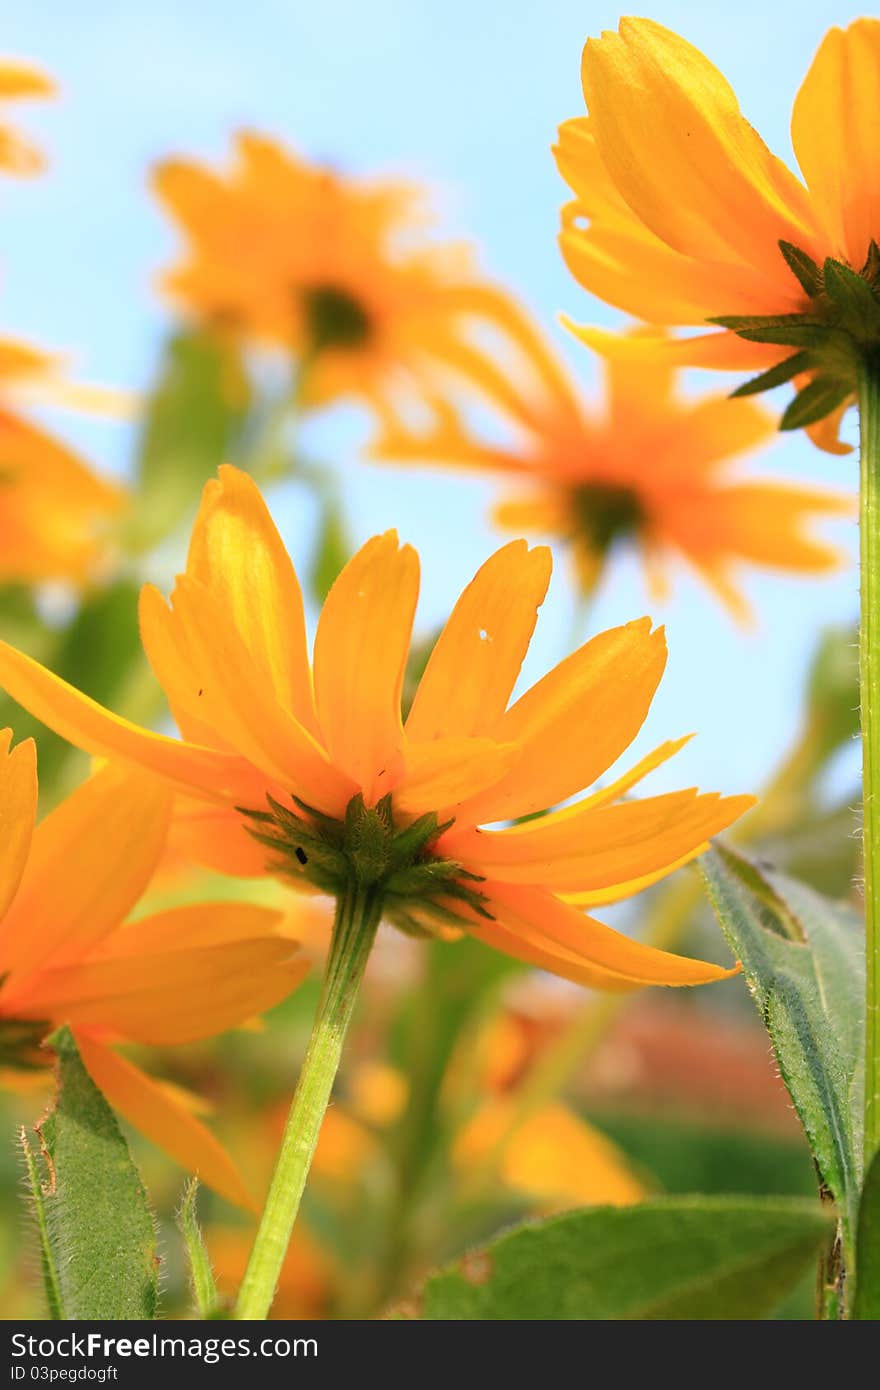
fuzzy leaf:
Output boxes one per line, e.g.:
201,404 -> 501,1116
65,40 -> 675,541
25,1027 -> 159,1319
854,1148 -> 880,1320
780,376 -> 853,431
700,846 -> 863,1258
177,1178 -> 219,1318
402,1197 -> 831,1320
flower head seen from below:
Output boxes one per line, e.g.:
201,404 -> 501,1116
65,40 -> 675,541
0,60 -> 55,175
153,132 -> 527,422
0,337 -> 127,585
0,465 -> 754,992
556,16 -> 880,451
373,317 -> 852,622
0,737 -> 308,1207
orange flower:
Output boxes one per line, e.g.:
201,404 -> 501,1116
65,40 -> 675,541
0,339 -> 126,584
373,321 -> 851,620
0,466 -> 753,991
557,17 -> 880,449
153,131 -> 526,421
0,60 -> 54,174
0,735 -> 308,1206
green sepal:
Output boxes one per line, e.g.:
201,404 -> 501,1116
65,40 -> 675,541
729,350 -> 813,399
823,258 -> 880,340
780,375 -> 853,431
779,240 -> 824,299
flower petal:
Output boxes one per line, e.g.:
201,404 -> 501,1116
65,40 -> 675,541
791,19 -> 880,267
0,637 -> 257,802
74,1035 -> 254,1210
151,575 -> 353,814
313,532 -> 419,803
406,541 -> 552,742
14,903 -> 308,1044
0,763 -> 171,979
0,730 -> 36,923
186,466 -> 318,731
455,619 -> 667,824
451,789 -> 755,892
395,737 -> 519,818
581,17 -> 819,274
475,880 -> 738,987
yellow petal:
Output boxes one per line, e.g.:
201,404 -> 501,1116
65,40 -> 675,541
576,735 -> 694,813
406,541 -> 552,742
74,1035 -> 254,1210
187,466 -> 318,731
581,18 -> 819,275
473,881 -> 738,988
792,19 -> 880,267
0,730 -> 36,922
455,619 -> 667,825
148,575 -> 353,814
453,789 -> 755,892
395,737 -> 519,818
0,763 -> 171,978
0,637 -> 257,802
313,532 -> 419,803
15,904 -> 308,1045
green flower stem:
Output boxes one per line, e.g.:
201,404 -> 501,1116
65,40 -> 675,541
861,350 -> 880,1170
234,883 -> 382,1320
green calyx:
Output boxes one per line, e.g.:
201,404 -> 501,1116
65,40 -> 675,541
301,283 -> 372,352
711,239 -> 880,431
241,791 -> 492,938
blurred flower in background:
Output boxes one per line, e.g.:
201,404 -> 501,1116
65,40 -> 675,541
373,318 -> 853,621
153,132 -> 535,426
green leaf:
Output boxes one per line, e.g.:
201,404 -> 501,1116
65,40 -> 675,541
309,497 -> 351,603
700,846 -> 864,1257
823,258 -> 880,340
129,329 -> 249,549
779,240 -> 823,298
780,375 -> 852,431
22,1027 -> 158,1319
854,1148 -> 880,1319
729,350 -> 812,399
403,1197 -> 832,1320
177,1178 -> 219,1318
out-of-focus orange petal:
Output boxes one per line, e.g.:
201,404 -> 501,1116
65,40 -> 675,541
17,904 -> 308,1045
313,532 -> 419,804
406,541 -> 552,742
186,467 -> 318,732
0,731 -> 36,923
74,1035 -> 254,1210
455,619 -> 666,824
0,763 -> 170,979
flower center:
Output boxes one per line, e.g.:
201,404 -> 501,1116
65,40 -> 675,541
240,792 -> 491,939
301,284 -> 373,352
572,481 -> 645,556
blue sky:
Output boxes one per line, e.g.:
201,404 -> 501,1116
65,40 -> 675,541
0,2 -> 862,803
